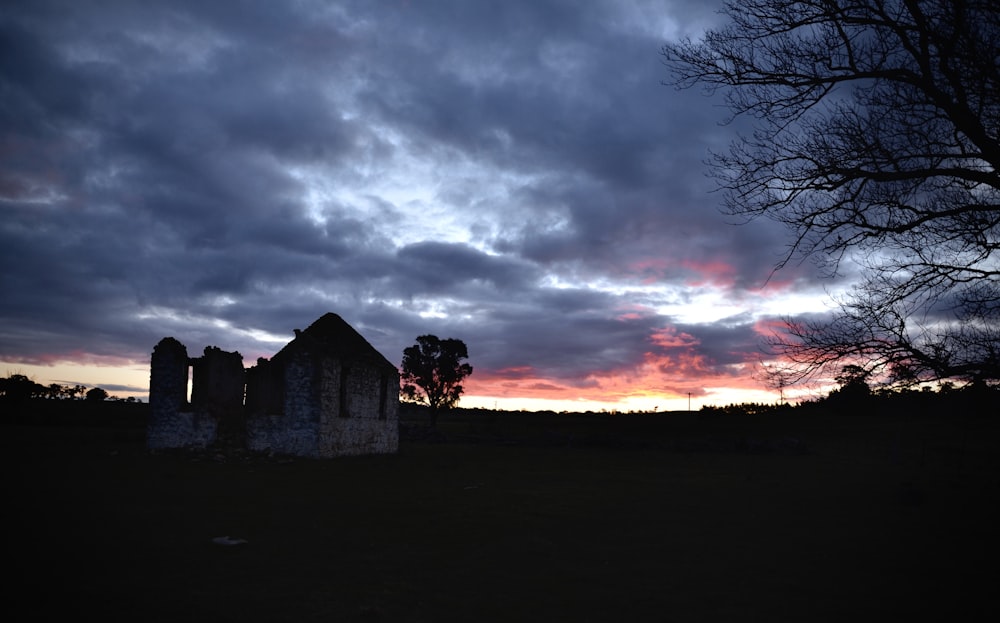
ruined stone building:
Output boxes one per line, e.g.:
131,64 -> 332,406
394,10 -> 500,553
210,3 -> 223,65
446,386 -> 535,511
148,313 -> 399,458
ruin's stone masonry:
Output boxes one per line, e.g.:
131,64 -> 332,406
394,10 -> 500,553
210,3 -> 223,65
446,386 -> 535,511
148,313 -> 399,458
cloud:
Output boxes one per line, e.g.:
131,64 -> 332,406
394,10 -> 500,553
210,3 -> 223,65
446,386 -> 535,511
0,0 -> 837,406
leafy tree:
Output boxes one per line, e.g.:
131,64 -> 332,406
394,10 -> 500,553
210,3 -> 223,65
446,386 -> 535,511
833,364 -> 872,400
85,387 -> 108,402
0,373 -> 46,405
45,383 -> 66,400
65,384 -> 87,400
400,335 -> 473,428
663,1 -> 1000,387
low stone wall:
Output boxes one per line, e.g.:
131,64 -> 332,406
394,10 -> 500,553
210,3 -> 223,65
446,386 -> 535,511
147,408 -> 218,450
317,417 -> 399,457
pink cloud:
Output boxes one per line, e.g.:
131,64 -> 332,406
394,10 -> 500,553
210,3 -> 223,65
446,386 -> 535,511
649,326 -> 700,348
464,327 -> 762,406
679,259 -> 737,287
622,257 -> 740,288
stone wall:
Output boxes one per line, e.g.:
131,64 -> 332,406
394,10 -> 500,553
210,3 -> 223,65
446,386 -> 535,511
147,338 -> 219,449
245,352 -> 400,458
317,363 -> 399,457
148,319 -> 400,458
245,357 -> 283,415
192,346 -> 246,449
246,350 -> 322,457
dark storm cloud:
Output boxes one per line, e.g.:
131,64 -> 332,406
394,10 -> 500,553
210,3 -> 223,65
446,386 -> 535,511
357,6 -> 745,276
0,0 -> 829,399
393,241 -> 539,295
675,316 -> 764,368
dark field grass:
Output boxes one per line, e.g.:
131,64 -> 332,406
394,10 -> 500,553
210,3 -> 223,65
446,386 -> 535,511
5,410 -> 1000,622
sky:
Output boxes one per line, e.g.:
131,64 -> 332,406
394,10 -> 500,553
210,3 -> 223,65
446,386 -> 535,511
0,0 -> 849,411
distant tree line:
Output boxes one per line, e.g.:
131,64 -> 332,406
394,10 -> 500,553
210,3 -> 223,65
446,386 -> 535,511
704,370 -> 994,417
0,373 -> 140,406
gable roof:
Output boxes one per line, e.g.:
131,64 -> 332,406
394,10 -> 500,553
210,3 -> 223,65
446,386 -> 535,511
272,313 -> 396,370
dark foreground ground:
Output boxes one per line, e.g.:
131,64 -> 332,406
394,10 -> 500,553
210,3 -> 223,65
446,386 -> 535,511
5,409 -> 1000,622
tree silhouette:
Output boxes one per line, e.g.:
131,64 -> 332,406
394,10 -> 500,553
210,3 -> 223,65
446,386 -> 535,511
400,335 -> 473,428
756,359 -> 795,404
0,374 -> 45,405
65,384 -> 87,400
86,387 -> 109,402
45,383 -> 64,400
663,0 -> 1000,387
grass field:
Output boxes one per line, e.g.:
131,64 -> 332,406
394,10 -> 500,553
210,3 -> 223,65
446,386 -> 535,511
6,409 -> 999,622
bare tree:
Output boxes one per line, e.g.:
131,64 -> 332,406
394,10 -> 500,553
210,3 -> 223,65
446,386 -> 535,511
771,274 -> 1000,386
663,0 -> 1000,385
755,358 -> 796,403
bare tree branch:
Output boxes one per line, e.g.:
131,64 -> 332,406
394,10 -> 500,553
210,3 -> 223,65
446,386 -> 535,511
664,0 -> 1000,386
